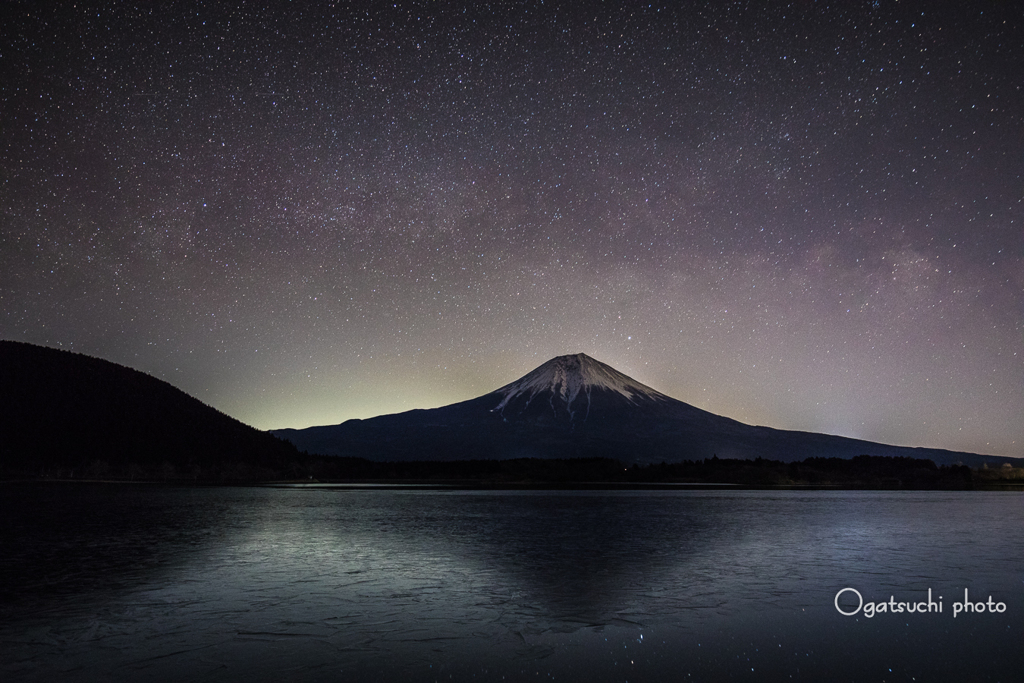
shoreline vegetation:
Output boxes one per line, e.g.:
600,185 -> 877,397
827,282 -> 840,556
4,454 -> 1023,489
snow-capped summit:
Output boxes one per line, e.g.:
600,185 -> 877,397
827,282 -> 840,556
491,353 -> 668,421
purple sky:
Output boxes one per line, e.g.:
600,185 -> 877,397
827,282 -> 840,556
3,1 -> 1021,456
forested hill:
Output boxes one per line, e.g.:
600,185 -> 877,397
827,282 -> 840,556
0,341 -> 303,480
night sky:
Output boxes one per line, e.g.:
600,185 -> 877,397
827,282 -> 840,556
2,1 -> 1021,457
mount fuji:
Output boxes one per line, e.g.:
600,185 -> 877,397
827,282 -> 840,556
273,353 -> 1002,467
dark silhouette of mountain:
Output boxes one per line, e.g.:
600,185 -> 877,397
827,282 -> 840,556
274,353 -> 1013,468
0,341 -> 305,480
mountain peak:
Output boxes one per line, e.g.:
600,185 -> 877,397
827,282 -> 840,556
272,350 -> 1005,468
491,353 -> 668,420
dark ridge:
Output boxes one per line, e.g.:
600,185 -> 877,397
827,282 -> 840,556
0,340 -> 307,481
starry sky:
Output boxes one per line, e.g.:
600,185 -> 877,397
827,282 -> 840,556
2,1 -> 1021,457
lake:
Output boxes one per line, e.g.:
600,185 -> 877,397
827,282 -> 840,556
2,484 -> 1021,681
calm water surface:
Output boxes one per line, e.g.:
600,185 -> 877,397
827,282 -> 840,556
2,484 -> 1022,681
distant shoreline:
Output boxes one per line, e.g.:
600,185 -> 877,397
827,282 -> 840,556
4,455 -> 1023,490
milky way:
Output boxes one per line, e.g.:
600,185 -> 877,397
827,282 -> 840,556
2,1 -> 1021,456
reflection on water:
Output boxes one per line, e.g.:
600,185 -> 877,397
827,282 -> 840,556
2,484 -> 1022,681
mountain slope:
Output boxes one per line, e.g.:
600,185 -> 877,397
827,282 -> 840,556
274,353 -> 1010,467
0,340 -> 303,479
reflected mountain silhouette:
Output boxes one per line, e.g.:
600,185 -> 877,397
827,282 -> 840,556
0,484 -> 237,610
304,491 -> 744,622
